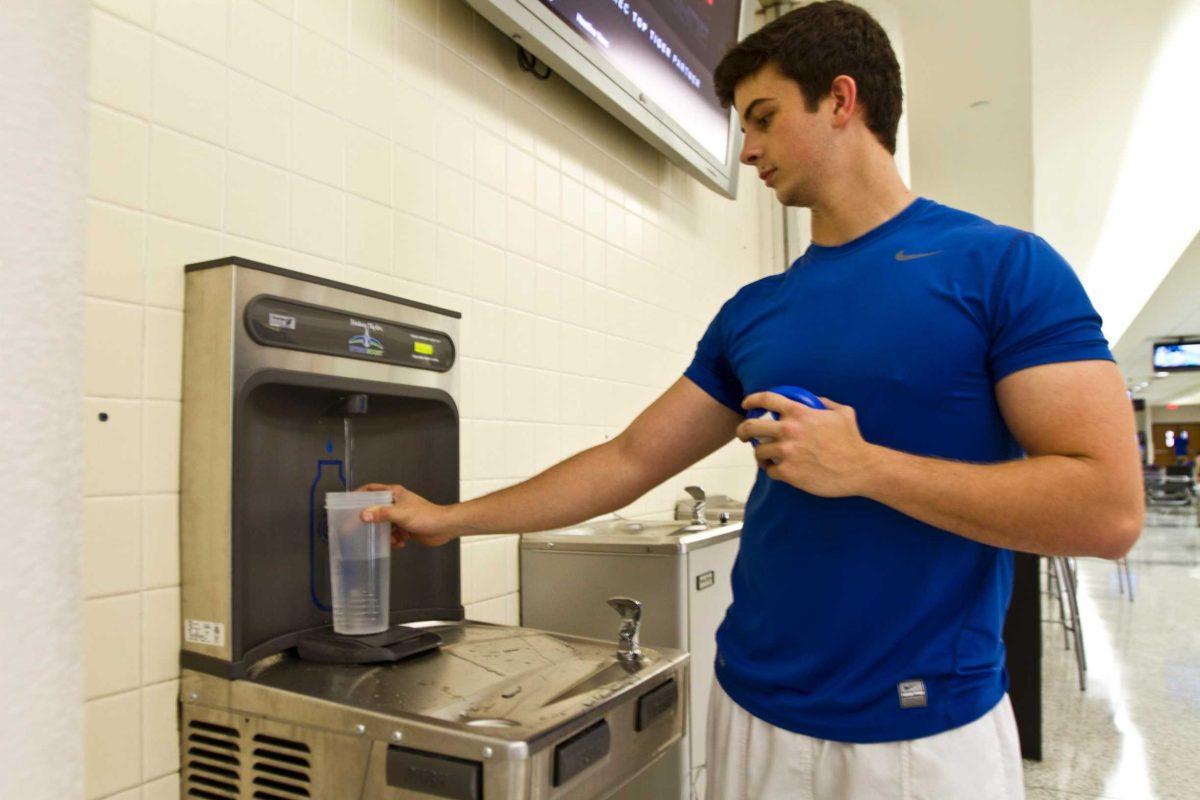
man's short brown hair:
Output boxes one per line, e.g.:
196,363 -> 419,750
714,1 -> 903,154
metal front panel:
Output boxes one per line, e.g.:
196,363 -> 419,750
684,537 -> 739,795
182,260 -> 463,669
520,550 -> 688,649
182,682 -> 686,800
182,267 -> 236,663
182,701 -> 374,798
519,551 -> 692,798
233,624 -> 686,746
181,625 -> 689,799
520,533 -> 740,800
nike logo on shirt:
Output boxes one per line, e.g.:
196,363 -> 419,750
895,249 -> 944,261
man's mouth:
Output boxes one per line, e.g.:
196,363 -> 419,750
760,168 -> 777,186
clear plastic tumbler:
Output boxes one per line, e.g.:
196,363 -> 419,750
324,490 -> 394,635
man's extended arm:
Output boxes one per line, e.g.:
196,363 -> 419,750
363,377 -> 742,546
739,360 -> 1144,559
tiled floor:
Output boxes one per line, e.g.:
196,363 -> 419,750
1023,509 -> 1200,799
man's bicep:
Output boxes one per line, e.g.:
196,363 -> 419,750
616,377 -> 743,485
995,360 -> 1138,466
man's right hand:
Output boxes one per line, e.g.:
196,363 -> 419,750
356,483 -> 457,549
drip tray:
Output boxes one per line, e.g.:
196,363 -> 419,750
296,624 -> 443,665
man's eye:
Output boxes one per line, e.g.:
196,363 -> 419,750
757,114 -> 772,129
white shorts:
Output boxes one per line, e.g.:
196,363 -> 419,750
705,681 -> 1025,800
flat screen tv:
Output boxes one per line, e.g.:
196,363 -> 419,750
1152,340 -> 1200,371
465,0 -> 756,197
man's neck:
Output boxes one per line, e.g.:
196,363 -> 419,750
807,148 -> 916,247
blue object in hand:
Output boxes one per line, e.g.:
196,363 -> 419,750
746,385 -> 825,446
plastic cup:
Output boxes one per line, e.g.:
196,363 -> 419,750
324,490 -> 394,635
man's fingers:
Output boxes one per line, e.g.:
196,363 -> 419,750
737,417 -> 783,442
754,442 -> 783,464
742,391 -> 792,414
361,504 -> 394,523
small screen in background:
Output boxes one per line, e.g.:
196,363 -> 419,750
536,0 -> 742,160
1152,341 -> 1200,370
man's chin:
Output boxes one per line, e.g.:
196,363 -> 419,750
775,184 -> 805,207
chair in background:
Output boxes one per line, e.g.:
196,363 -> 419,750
1144,463 -> 1197,509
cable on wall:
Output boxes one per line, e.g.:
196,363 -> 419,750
517,45 -> 553,80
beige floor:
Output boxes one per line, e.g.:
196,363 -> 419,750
1023,509 -> 1200,799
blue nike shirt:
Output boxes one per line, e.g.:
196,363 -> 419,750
684,198 -> 1112,743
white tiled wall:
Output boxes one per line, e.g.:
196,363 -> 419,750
82,0 -> 774,795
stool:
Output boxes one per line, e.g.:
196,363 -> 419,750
1115,557 -> 1135,602
1044,555 -> 1086,691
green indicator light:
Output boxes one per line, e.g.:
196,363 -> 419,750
413,342 -> 434,356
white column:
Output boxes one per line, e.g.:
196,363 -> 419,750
0,3 -> 87,798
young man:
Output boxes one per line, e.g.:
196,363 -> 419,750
362,2 -> 1144,796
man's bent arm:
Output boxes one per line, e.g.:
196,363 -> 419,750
858,360 -> 1144,559
443,377 -> 742,536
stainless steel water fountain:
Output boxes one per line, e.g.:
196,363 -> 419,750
179,258 -> 689,799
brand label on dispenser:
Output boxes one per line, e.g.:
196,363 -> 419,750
185,619 -> 226,647
696,571 -> 715,591
267,312 -> 296,330
348,318 -> 385,357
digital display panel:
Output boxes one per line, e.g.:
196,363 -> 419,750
463,0 -> 753,196
536,0 -> 742,161
1152,340 -> 1200,371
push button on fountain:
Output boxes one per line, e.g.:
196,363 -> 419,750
386,746 -> 482,800
553,719 -> 611,787
635,678 -> 677,731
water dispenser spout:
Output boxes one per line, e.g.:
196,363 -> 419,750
325,393 -> 369,416
324,393 -> 369,490
607,597 -> 644,663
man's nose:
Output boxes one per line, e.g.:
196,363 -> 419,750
739,136 -> 760,166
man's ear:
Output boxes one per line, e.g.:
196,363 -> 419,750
829,74 -> 859,128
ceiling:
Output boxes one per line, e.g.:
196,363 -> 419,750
1112,228 -> 1200,406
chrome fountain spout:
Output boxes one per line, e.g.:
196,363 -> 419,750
684,485 -> 708,530
607,597 -> 643,663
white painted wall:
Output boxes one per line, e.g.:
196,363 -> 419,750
1032,0 -> 1200,345
0,3 -> 87,799
1140,405 -> 1200,425
79,0 -> 772,795
899,0 -> 1033,230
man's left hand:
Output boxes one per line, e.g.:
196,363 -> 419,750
736,392 -> 881,497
